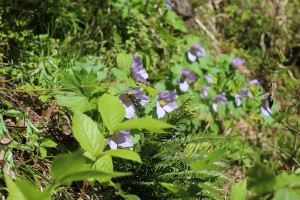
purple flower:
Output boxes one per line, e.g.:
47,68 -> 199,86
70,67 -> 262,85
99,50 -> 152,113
187,43 -> 206,62
119,89 -> 149,119
230,57 -> 244,68
235,88 -> 249,106
178,68 -> 196,92
165,0 -> 175,9
109,130 -> 133,150
248,79 -> 259,88
260,94 -> 272,116
205,74 -> 214,83
131,53 -> 148,84
200,86 -> 210,99
156,90 -> 178,119
212,93 -> 228,112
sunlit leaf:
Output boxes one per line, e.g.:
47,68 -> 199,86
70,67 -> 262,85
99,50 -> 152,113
98,93 -> 125,132
104,149 -> 142,163
72,112 -> 104,158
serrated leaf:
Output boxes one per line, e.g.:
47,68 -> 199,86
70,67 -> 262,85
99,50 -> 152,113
51,151 -> 130,185
94,155 -> 114,183
98,93 -> 126,132
113,118 -> 175,133
56,92 -> 96,112
117,53 -> 133,74
231,179 -> 247,200
104,149 -> 142,163
51,151 -> 91,184
72,112 -> 104,158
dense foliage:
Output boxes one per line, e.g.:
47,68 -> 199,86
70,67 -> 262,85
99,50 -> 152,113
0,0 -> 300,199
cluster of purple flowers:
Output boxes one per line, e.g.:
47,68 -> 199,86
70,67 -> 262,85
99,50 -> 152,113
109,51 -> 271,149
109,54 -> 179,149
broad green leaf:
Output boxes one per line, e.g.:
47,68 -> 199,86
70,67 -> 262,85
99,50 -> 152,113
51,151 -> 130,185
273,188 -> 300,200
231,179 -> 247,200
104,149 -> 142,163
164,10 -> 187,32
5,177 -> 51,200
51,151 -> 91,184
247,164 -> 276,195
94,155 -> 114,183
40,139 -> 57,148
98,93 -> 125,132
56,92 -> 96,112
59,170 -> 131,185
72,112 -> 104,158
160,182 -> 189,198
39,147 -> 47,158
117,53 -> 133,74
113,118 -> 175,133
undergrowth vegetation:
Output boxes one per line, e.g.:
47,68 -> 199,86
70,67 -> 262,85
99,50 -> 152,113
0,0 -> 300,199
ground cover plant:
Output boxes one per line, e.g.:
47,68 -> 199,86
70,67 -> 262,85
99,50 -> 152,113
0,0 -> 300,199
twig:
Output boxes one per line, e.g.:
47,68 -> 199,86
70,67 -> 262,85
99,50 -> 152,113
269,143 -> 300,167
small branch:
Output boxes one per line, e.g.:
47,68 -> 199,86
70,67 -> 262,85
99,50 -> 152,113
269,143 -> 300,167
79,180 -> 87,199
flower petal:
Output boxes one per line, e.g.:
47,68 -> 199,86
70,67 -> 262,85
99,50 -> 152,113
179,80 -> 189,92
188,51 -> 197,62
163,102 -> 178,113
235,94 -> 242,106
109,140 -> 118,150
156,102 -> 166,119
125,105 -> 135,119
212,102 -> 218,112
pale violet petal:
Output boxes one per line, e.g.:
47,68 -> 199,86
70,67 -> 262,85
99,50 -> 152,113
212,102 -> 218,112
163,102 -> 178,113
125,105 -> 135,119
188,51 -> 197,62
156,102 -> 166,119
109,140 -> 118,150
260,106 -> 271,116
179,80 -> 189,92
139,69 -> 149,79
235,94 -> 242,106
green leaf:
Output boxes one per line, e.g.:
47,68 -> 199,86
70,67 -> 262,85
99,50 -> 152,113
273,188 -> 300,200
51,151 -> 91,184
164,10 -> 187,32
60,170 -> 131,185
190,148 -> 226,170
160,182 -> 189,198
72,112 -> 104,158
51,151 -> 131,185
247,164 -> 276,195
94,155 -> 114,183
5,176 -> 51,200
56,92 -> 96,112
39,147 -> 47,158
104,149 -> 142,163
117,53 -> 133,74
231,179 -> 247,200
40,139 -> 57,148
98,93 -> 126,132
113,118 -> 175,133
